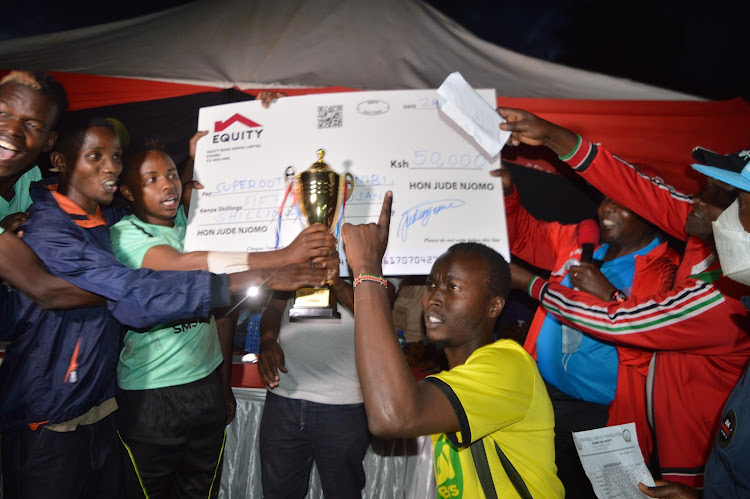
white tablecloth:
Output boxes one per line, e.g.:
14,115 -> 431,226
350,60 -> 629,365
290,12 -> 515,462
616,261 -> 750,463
220,388 -> 436,498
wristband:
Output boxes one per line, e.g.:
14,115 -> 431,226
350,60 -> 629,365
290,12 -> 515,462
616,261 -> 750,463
206,251 -> 251,274
353,274 -> 388,289
610,289 -> 627,302
558,134 -> 582,161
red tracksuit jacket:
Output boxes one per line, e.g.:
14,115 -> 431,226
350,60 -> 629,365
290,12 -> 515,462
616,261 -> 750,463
505,188 -> 678,462
525,139 -> 750,487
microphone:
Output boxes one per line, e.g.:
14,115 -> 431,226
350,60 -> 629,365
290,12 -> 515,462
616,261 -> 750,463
578,219 -> 599,263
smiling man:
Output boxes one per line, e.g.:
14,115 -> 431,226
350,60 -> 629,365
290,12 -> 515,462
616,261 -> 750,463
0,116 -> 333,499
341,192 -> 564,499
494,166 -> 678,498
0,70 -> 67,230
499,107 -> 750,489
0,70 -> 75,341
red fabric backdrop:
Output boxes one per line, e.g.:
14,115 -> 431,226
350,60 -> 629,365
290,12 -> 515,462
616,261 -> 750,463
5,71 -> 749,387
8,71 -> 750,195
497,96 -> 750,194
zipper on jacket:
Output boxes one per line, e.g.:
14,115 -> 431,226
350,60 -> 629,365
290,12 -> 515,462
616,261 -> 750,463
64,336 -> 82,383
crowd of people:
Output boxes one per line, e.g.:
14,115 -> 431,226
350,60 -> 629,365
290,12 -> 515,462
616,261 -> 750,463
0,69 -> 747,499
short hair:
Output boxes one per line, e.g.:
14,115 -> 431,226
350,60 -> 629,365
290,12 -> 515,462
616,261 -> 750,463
125,136 -> 168,161
445,242 -> 510,299
52,115 -> 115,160
0,70 -> 68,128
121,136 -> 171,181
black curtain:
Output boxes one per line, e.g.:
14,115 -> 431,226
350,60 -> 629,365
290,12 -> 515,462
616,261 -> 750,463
40,87 -> 255,175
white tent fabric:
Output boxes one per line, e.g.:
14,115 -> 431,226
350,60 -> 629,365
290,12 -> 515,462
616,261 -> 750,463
0,0 -> 699,100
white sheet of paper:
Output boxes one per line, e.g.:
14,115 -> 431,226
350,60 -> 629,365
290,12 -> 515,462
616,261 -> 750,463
437,72 -> 510,157
184,89 -> 509,275
573,423 -> 655,499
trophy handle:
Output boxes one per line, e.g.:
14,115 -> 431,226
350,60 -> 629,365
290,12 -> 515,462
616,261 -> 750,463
327,173 -> 354,234
344,173 -> 354,201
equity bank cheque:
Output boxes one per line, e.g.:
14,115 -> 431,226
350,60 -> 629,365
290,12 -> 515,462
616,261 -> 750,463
184,89 -> 509,275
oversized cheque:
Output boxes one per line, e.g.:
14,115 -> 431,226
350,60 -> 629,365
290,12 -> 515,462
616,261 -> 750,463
185,89 -> 509,275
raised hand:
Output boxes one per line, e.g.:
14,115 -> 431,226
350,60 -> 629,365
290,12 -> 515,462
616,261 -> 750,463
497,107 -> 555,147
342,191 -> 392,275
182,131 -> 209,210
256,90 -> 288,108
568,262 -> 617,301
189,130 -> 209,161
489,167 -> 514,196
283,224 -> 337,264
497,107 -> 578,156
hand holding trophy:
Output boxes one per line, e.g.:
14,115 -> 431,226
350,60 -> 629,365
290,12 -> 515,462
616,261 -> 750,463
288,149 -> 354,322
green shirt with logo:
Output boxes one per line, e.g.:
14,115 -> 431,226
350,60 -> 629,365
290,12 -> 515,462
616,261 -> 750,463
110,208 -> 222,390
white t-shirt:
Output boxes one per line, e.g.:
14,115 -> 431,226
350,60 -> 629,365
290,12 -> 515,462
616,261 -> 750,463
271,297 -> 363,405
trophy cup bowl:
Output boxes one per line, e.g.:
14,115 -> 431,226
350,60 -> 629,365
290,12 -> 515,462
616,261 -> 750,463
288,149 -> 353,322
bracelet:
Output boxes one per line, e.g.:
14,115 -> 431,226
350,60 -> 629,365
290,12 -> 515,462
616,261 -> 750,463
558,134 -> 582,161
353,273 -> 388,289
610,289 -> 627,302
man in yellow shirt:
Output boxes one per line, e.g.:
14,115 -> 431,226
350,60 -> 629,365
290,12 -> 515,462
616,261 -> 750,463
342,193 -> 564,498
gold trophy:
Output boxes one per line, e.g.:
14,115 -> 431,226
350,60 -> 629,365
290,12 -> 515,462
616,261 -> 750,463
288,149 -> 354,322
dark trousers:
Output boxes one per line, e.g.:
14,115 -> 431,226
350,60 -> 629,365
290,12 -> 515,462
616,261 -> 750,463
117,372 -> 227,499
259,391 -> 371,499
546,383 -> 610,499
1,412 -> 121,499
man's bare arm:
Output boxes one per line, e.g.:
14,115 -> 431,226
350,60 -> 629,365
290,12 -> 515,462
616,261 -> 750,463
0,231 -> 105,309
497,107 -> 579,156
341,193 -> 459,438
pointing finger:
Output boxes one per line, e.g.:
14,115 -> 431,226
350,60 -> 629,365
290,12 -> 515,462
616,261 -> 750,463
378,191 -> 393,233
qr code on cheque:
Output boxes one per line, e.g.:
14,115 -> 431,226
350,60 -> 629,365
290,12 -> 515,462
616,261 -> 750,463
317,105 -> 343,129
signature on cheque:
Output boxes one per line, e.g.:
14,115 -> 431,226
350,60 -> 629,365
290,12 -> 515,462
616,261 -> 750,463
397,199 -> 466,242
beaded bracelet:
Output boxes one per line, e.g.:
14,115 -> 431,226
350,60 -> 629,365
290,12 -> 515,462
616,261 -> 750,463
610,289 -> 627,302
353,273 -> 388,289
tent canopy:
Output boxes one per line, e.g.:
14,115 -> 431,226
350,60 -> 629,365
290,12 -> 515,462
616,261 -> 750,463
0,0 -> 748,207
0,0 -> 700,100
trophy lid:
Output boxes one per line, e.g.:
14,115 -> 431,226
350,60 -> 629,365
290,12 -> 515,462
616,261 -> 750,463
308,149 -> 333,172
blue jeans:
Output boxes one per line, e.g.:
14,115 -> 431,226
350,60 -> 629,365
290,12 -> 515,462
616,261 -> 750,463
259,391 -> 370,499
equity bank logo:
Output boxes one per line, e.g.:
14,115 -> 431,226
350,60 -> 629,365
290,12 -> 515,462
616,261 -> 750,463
212,113 -> 264,144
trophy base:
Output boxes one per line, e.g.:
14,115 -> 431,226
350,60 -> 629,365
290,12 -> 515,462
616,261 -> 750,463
288,306 -> 341,322
288,287 -> 341,323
